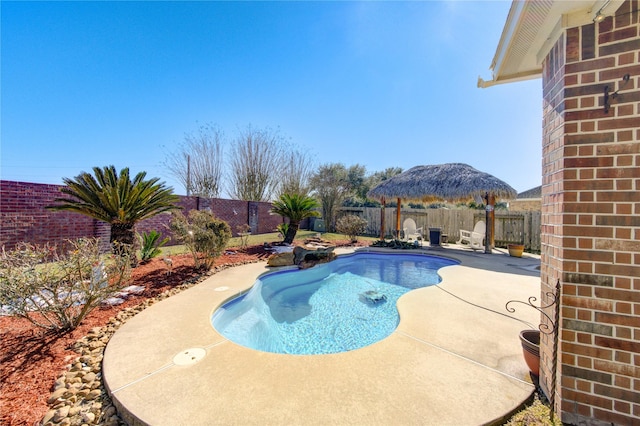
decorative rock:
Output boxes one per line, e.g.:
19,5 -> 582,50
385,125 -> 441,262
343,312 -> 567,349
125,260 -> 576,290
87,389 -> 102,400
293,245 -> 336,266
82,372 -> 97,383
88,341 -> 104,350
81,411 -> 96,423
266,252 -> 295,267
42,409 -> 56,424
47,387 -> 68,403
103,406 -> 116,418
53,406 -> 70,422
69,406 -> 81,417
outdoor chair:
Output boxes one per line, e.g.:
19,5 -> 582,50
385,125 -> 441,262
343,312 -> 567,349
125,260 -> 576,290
457,220 -> 486,250
402,218 -> 423,243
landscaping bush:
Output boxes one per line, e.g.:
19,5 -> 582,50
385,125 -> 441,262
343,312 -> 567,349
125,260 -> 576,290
336,215 -> 368,242
138,230 -> 170,263
169,210 -> 232,270
0,238 -> 132,331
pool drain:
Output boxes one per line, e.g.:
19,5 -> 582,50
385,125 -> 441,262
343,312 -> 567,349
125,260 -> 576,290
173,348 -> 206,366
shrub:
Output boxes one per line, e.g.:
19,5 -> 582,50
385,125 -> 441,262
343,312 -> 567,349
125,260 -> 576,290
336,215 -> 368,243
0,238 -> 132,331
169,210 -> 231,270
138,230 -> 170,263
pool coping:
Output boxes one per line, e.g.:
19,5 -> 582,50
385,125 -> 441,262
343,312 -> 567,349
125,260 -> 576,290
103,245 -> 542,425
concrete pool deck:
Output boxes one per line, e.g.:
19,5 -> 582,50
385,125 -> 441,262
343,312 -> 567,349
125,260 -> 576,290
103,245 -> 542,425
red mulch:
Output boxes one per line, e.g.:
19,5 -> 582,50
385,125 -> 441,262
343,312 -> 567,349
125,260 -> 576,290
0,246 -> 271,426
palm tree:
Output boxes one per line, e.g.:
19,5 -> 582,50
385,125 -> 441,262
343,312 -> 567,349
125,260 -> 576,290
270,193 -> 320,244
48,166 -> 180,259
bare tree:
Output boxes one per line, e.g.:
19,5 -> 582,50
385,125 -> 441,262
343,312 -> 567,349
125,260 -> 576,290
227,125 -> 286,201
276,149 -> 315,198
164,123 -> 225,197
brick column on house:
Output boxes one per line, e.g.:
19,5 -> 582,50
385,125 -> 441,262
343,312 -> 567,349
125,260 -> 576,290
540,1 -> 639,424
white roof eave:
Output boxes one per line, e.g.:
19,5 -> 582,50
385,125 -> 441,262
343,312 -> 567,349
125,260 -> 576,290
478,0 -> 622,88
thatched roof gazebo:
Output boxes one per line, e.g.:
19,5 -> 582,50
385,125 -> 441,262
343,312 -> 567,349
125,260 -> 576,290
367,163 -> 517,253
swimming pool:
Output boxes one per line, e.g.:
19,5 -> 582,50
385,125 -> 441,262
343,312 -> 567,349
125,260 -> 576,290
212,252 -> 458,355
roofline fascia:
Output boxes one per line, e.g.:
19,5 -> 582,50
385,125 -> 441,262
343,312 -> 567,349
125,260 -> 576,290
489,0 -> 527,81
477,70 -> 541,88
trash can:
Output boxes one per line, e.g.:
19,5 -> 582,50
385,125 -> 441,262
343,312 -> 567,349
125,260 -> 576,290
429,228 -> 442,247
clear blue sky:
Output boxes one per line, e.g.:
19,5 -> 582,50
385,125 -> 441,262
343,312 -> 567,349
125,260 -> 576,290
1,1 -> 542,196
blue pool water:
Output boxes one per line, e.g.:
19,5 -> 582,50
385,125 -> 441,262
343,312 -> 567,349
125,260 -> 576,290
212,252 -> 458,355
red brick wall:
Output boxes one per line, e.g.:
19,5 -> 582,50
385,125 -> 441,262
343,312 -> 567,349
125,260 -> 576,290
541,1 -> 640,423
0,180 -> 105,250
1,180 -> 283,250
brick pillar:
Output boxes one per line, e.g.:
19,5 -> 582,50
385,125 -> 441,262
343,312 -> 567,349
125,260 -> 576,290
540,26 -> 566,415
541,1 -> 640,424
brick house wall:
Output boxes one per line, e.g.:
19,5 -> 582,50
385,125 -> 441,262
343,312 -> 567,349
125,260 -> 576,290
540,1 -> 639,424
0,180 -> 284,251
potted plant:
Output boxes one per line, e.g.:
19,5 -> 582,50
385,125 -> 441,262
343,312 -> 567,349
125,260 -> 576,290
519,329 -> 540,376
508,243 -> 525,257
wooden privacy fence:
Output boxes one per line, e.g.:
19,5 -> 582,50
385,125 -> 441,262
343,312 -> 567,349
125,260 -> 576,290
337,207 -> 541,253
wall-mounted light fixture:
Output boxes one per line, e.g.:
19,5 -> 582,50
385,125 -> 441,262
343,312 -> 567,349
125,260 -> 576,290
593,11 -> 606,22
592,0 -> 612,22
604,73 -> 631,113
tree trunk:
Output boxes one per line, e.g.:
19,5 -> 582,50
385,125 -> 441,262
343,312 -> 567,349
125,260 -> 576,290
284,221 -> 299,244
110,222 -> 137,265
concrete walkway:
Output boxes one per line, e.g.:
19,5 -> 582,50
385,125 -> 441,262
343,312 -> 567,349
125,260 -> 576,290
103,245 -> 541,425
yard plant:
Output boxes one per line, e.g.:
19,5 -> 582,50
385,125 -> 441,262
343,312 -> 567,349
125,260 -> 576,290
336,214 -> 368,242
138,230 -> 170,263
0,238 -> 131,331
48,165 -> 179,263
270,193 -> 320,244
169,210 -> 232,270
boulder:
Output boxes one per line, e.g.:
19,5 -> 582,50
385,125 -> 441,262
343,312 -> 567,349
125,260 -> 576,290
266,252 -> 295,267
293,245 -> 336,267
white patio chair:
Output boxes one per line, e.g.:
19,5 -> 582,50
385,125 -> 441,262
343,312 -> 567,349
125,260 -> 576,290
402,218 -> 423,243
457,221 -> 486,250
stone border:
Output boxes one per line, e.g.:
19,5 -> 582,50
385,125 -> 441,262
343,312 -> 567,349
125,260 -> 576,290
41,260 -> 262,426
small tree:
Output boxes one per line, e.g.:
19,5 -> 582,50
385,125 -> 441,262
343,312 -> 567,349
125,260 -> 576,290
169,210 -> 231,270
164,123 -> 225,197
336,215 -> 368,243
0,238 -> 131,332
47,165 -> 179,264
276,149 -> 315,198
270,193 -> 320,244
228,125 -> 286,201
309,163 -> 351,232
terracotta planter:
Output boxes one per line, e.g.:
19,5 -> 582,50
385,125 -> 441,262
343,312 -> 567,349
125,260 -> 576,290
508,244 -> 525,257
519,329 -> 540,376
